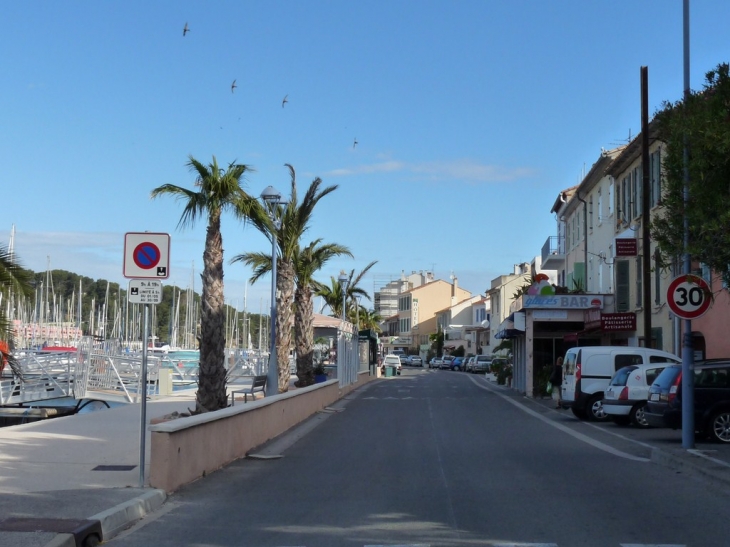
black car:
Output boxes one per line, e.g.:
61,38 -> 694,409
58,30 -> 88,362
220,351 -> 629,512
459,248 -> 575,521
645,359 -> 730,443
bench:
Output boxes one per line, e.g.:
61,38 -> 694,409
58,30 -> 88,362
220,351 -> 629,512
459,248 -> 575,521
230,375 -> 267,405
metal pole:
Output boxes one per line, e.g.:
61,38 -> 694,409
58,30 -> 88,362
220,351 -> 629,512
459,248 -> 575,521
341,288 -> 346,384
641,66 -> 652,346
681,0 -> 695,449
266,232 -> 278,396
139,304 -> 148,487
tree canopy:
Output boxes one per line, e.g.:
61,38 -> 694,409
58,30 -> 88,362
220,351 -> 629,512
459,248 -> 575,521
652,62 -> 730,285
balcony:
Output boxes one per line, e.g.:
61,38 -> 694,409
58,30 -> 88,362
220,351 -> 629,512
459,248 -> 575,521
541,236 -> 565,270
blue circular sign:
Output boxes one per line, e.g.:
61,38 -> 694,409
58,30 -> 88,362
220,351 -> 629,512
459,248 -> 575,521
132,242 -> 161,270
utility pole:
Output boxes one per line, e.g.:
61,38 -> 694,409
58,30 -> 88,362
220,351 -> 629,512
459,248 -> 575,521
641,66 -> 652,346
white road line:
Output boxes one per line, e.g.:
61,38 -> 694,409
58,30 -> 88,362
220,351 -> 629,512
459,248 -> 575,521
468,376 -> 650,462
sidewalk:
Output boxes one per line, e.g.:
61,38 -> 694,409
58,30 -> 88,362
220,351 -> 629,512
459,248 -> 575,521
524,384 -> 730,487
0,389 -> 199,547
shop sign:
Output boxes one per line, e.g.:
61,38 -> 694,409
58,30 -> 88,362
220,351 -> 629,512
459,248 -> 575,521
601,312 -> 636,331
522,294 -> 604,310
615,238 -> 638,257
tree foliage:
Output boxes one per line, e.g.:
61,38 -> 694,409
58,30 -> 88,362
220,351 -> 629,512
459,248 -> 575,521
651,62 -> 730,285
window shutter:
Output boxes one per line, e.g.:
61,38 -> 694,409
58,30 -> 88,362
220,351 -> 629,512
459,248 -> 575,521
616,260 -> 630,312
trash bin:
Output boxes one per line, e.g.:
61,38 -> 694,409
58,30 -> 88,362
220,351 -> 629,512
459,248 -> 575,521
385,366 -> 395,377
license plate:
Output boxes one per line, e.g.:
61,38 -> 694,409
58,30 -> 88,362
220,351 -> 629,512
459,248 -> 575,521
650,393 -> 659,401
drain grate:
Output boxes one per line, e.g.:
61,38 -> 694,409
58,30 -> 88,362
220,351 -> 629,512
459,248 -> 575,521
92,464 -> 137,471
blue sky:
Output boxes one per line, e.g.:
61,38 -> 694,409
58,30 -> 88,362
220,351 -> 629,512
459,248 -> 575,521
2,1 -> 729,312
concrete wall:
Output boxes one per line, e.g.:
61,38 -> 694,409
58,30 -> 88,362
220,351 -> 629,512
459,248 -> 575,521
149,372 -> 375,492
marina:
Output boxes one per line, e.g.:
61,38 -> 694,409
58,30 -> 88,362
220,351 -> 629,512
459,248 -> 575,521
0,336 -> 270,426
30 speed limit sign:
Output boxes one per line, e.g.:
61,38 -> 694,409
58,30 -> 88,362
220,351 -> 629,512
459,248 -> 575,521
667,274 -> 712,320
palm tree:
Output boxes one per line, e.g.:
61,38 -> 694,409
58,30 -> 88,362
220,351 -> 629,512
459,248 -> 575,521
358,308 -> 382,332
151,155 -> 256,413
0,246 -> 33,377
232,165 -> 338,393
293,240 -> 352,387
316,261 -> 377,318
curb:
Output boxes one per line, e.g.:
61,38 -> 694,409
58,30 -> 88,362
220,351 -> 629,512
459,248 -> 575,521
651,446 -> 730,487
44,489 -> 167,547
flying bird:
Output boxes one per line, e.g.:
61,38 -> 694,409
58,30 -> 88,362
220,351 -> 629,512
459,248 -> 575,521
282,94 -> 288,108
353,138 -> 358,149
231,80 -> 237,93
183,22 -> 189,36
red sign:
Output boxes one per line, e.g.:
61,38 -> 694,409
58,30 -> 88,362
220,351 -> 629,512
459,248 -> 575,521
615,238 -> 638,257
667,274 -> 712,320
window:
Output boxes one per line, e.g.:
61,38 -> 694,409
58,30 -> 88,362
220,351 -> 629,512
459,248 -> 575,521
608,178 -> 614,216
597,190 -> 603,224
701,263 -> 712,286
635,257 -> 642,308
632,165 -> 642,219
654,248 -> 662,305
589,196 -> 593,231
616,260 -> 630,312
650,149 -> 662,207
615,354 -> 644,369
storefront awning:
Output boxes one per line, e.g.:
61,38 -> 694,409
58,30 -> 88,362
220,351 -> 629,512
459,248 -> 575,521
494,312 -> 525,340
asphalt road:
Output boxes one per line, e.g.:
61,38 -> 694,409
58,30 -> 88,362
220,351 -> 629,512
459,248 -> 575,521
108,369 -> 730,547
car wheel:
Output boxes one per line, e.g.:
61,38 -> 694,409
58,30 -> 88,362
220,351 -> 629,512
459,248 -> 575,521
587,394 -> 609,421
708,410 -> 730,443
453,366 -> 460,371
630,402 -> 651,428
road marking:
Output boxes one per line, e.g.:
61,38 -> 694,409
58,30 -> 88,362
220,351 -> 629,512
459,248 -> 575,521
469,376 -> 650,462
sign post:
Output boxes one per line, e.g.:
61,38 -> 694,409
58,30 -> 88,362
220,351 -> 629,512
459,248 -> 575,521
124,232 -> 169,487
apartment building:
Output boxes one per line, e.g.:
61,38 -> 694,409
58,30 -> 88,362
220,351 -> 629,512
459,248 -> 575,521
374,270 -> 434,319
382,276 -> 472,357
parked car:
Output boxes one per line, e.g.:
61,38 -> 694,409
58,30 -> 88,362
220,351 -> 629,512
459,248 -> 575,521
440,356 -> 454,370
382,354 -> 402,375
561,346 -> 680,421
465,356 -> 476,372
451,356 -> 464,371
472,355 -> 493,374
645,359 -> 730,443
602,363 -> 670,427
409,356 -> 423,367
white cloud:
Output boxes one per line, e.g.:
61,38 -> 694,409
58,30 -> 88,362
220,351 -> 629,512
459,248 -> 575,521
324,158 -> 535,183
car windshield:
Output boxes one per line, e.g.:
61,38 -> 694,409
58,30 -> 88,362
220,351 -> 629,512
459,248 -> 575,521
609,366 -> 636,386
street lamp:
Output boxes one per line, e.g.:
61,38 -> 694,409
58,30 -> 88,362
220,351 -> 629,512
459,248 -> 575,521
338,270 -> 348,323
338,271 -> 348,384
261,185 -> 286,396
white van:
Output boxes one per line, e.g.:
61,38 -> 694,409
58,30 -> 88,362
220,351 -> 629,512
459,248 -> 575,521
561,346 -> 680,421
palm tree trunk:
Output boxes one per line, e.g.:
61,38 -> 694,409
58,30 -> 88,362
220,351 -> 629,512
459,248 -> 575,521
294,285 -> 314,387
196,215 -> 228,412
275,258 -> 295,392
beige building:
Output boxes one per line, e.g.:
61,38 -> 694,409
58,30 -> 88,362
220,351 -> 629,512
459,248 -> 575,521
382,277 -> 472,357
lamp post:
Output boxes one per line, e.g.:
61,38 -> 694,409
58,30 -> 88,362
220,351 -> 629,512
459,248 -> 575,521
261,185 -> 285,396
338,271 -> 349,384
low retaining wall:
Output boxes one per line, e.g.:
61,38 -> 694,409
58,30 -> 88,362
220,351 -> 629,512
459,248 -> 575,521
149,371 -> 375,492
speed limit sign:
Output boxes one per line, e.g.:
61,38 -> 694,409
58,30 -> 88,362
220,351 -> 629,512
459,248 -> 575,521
667,274 -> 712,320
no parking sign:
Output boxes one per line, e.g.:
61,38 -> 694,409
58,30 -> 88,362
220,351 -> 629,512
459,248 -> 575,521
123,232 -> 170,279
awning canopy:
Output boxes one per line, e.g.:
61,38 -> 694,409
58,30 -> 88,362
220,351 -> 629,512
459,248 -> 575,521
494,312 -> 526,340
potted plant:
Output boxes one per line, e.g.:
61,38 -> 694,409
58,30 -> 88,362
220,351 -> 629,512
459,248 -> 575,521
313,363 -> 328,383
